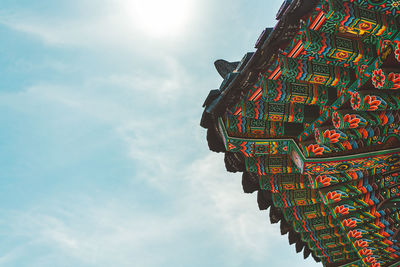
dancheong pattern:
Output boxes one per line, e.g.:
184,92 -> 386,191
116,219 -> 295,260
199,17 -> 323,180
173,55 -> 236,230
201,0 -> 400,266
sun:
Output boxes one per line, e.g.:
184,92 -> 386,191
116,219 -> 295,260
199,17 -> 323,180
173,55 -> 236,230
129,0 -> 194,38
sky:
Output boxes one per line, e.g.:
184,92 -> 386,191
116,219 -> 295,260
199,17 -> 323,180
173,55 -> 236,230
0,1 -> 320,266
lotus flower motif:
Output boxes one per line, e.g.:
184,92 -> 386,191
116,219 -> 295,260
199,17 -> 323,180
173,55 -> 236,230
343,114 -> 360,128
364,95 -> 381,111
327,191 -> 342,202
306,144 -> 324,156
316,175 -> 331,187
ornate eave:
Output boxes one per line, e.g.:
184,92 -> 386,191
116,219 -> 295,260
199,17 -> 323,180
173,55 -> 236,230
201,1 -> 400,266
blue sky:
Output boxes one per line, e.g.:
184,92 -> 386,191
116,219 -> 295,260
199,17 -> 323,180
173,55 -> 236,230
0,1 -> 320,266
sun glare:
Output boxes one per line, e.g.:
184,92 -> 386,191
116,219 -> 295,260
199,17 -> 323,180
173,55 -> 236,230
129,0 -> 194,38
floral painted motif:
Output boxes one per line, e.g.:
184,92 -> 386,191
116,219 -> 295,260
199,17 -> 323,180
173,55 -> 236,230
395,42 -> 400,63
351,92 -> 386,111
306,213 -> 317,219
348,230 -> 362,239
270,167 -> 282,173
390,0 -> 400,15
313,76 -> 326,84
388,72 -> 400,89
324,130 -> 340,143
283,184 -> 295,190
358,22 -> 372,31
354,239 -> 368,248
393,1 -> 400,8
335,51 -> 349,59
332,111 -> 341,128
364,95 -> 381,111
305,152 -> 400,175
351,92 -> 361,110
316,175 -> 331,187
342,218 -> 357,228
364,256 -> 377,265
327,191 -> 342,202
334,205 -> 349,215
296,200 -> 307,205
359,248 -> 373,256
307,144 -> 324,156
269,114 -> 283,121
372,69 -> 386,89
343,114 -> 361,128
309,164 -> 324,173
291,96 -> 306,102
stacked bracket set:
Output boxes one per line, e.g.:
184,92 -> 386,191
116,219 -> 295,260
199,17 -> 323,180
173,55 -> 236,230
200,0 -> 400,266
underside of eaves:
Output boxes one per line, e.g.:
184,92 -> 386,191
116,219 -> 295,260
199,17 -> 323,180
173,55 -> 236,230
201,0 -> 400,266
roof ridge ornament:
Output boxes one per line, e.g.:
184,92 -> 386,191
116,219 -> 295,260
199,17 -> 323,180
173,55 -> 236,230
213,59 -> 239,79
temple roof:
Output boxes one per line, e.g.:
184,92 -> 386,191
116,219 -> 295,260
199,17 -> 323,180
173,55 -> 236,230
201,0 -> 400,266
